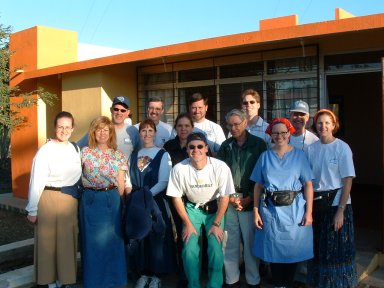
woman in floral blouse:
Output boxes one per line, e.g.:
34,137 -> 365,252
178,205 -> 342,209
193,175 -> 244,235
80,116 -> 128,288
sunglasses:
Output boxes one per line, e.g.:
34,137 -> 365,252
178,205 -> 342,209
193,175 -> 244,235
113,107 -> 128,113
188,144 -> 205,150
242,100 -> 256,105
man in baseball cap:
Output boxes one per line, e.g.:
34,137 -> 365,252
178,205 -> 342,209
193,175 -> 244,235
289,100 -> 319,150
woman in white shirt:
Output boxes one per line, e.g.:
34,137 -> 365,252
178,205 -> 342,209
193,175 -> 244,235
306,109 -> 357,288
26,111 -> 81,288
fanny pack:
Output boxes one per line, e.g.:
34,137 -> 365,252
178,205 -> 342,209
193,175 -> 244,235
313,189 -> 339,213
265,190 -> 299,206
186,199 -> 218,214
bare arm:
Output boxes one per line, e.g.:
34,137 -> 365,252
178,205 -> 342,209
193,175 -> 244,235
334,176 -> 353,231
301,180 -> 313,226
208,196 -> 229,242
253,183 -> 264,229
117,170 -> 125,195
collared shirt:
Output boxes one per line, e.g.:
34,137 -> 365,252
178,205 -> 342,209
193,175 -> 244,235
246,116 -> 271,146
217,131 -> 267,200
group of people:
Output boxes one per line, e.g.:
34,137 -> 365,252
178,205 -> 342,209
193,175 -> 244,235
26,89 -> 357,288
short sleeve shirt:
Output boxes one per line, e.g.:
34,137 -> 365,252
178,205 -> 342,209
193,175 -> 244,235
166,157 -> 235,204
81,147 -> 128,189
250,148 -> 313,192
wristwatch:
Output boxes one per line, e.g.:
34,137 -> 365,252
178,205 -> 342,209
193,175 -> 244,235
212,222 -> 221,227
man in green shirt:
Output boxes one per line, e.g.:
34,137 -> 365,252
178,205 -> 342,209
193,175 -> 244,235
218,109 -> 267,288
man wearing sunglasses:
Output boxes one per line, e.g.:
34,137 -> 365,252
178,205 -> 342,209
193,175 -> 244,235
218,109 -> 267,288
78,96 -> 140,160
241,89 -> 270,145
289,100 -> 318,150
167,132 -> 235,288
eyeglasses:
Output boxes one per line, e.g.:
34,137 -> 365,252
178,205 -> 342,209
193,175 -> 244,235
56,126 -> 72,131
226,121 -> 244,129
242,100 -> 256,105
96,128 -> 110,134
113,107 -> 128,113
271,131 -> 289,137
188,144 -> 205,150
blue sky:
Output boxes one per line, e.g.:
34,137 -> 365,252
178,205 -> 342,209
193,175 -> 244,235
1,0 -> 383,51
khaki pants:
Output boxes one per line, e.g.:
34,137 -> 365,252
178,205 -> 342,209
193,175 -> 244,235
35,189 -> 78,285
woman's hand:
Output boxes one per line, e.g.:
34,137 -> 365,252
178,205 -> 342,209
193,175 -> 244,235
253,208 -> 263,229
27,215 -> 37,224
334,209 -> 344,231
301,211 -> 313,226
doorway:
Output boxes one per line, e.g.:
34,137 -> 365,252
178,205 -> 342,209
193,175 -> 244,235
327,72 -> 383,251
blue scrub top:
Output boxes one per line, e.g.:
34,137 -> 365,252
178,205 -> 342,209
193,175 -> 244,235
250,148 -> 314,263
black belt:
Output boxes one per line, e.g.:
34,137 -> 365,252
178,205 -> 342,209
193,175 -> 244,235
186,199 -> 218,214
85,185 -> 117,191
313,189 -> 339,200
44,186 -> 62,191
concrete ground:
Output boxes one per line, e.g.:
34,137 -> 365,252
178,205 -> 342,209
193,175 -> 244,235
1,192 -> 383,288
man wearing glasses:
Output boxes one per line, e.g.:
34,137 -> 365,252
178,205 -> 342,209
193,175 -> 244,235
218,109 -> 267,288
135,96 -> 172,148
78,96 -> 140,159
289,100 -> 318,150
167,132 -> 234,288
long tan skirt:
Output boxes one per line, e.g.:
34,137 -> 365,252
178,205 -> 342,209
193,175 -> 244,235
35,189 -> 78,285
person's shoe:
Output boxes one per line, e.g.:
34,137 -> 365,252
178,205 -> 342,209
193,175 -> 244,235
135,275 -> 150,288
148,276 -> 161,288
223,281 -> 241,288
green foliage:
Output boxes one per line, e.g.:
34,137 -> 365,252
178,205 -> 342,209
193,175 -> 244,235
0,23 -> 57,168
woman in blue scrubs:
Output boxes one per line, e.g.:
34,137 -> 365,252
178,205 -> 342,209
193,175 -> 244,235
251,118 -> 314,288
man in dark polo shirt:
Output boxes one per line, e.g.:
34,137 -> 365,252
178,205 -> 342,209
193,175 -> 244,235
218,109 -> 267,288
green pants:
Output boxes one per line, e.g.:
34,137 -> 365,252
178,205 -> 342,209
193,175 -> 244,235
183,202 -> 224,288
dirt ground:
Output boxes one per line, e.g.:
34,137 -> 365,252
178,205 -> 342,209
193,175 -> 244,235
0,209 -> 34,246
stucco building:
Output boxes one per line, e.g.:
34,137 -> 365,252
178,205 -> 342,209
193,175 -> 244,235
9,8 -> 384,252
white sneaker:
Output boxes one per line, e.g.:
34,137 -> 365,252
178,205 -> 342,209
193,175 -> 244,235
135,275 -> 150,288
148,276 -> 161,288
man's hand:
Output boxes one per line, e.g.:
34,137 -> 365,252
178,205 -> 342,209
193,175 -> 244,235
182,223 -> 198,244
208,225 -> 225,242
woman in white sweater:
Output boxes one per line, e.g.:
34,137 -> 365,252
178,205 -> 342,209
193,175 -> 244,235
26,111 -> 81,288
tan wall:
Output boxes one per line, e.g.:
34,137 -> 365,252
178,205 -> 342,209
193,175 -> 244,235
62,66 -> 138,141
37,26 -> 77,69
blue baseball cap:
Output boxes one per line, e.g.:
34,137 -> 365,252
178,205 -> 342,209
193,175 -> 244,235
112,96 -> 130,108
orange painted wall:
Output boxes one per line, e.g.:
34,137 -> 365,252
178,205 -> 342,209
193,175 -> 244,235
9,27 -> 77,198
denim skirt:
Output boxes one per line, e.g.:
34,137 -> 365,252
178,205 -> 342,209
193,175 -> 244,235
80,188 -> 127,288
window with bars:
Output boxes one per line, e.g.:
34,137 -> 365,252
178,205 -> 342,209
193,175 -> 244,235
137,53 -> 319,127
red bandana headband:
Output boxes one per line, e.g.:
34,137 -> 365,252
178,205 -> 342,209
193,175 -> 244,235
265,118 -> 296,136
